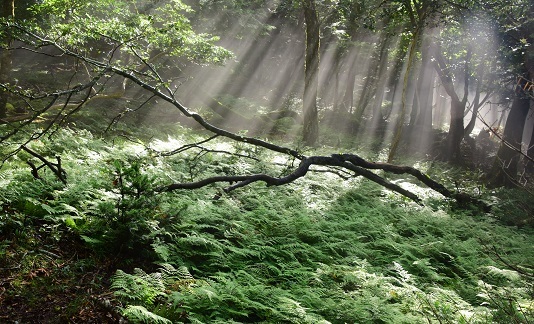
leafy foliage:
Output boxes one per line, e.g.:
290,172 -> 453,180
30,0 -> 233,64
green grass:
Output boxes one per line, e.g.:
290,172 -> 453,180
1,126 -> 533,323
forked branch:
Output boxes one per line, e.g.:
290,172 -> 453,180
22,146 -> 67,184
159,153 -> 490,210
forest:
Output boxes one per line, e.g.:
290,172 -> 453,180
0,0 -> 533,322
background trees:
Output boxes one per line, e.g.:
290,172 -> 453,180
488,0 -> 534,187
1,0 -> 533,189
1,0 -> 532,180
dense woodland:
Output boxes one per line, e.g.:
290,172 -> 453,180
0,0 -> 533,322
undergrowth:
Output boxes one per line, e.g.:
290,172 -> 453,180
1,126 -> 533,323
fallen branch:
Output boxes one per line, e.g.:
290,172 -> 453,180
158,153 -> 490,210
482,242 -> 534,279
22,145 -> 67,184
337,154 -> 489,210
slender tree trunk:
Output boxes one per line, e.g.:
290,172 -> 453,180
354,31 -> 391,122
0,0 -> 14,118
369,62 -> 390,151
370,39 -> 393,123
527,120 -> 534,174
302,0 -> 319,146
388,26 -> 421,162
432,43 -> 470,162
463,67 -> 484,137
341,40 -> 358,114
382,36 -> 410,121
417,72 -> 435,132
447,98 -> 466,161
409,61 -> 423,126
328,44 -> 343,127
411,31 -> 435,132
490,88 -> 530,186
523,18 -> 534,174
333,54 -> 340,112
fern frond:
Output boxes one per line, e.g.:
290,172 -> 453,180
111,269 -> 165,305
122,305 -> 172,324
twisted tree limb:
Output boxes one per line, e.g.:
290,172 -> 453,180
158,153 -> 490,210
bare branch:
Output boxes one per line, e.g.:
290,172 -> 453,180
157,155 -> 422,203
157,153 -> 490,209
21,145 -> 67,184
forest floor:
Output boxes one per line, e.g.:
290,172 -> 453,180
0,125 -> 533,323
0,231 -> 121,323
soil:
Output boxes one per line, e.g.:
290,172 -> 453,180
0,232 -> 124,323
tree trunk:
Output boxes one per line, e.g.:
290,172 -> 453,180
354,31 -> 392,122
382,36 -> 410,121
341,39 -> 358,115
0,0 -> 14,118
491,6 -> 533,184
302,0 -> 319,146
327,44 -> 343,127
527,120 -> 534,174
370,38 -> 393,123
490,79 -> 531,186
447,98 -> 466,161
523,18 -> 534,174
333,52 -> 340,112
388,27 -> 421,162
412,31 -> 435,132
432,43 -> 470,162
463,67 -> 485,137
416,73 -> 435,131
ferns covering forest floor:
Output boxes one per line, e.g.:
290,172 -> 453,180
0,125 -> 533,323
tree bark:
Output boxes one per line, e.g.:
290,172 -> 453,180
302,0 -> 319,146
491,0 -> 533,184
490,79 -> 531,187
412,31 -> 435,132
447,98 -> 466,161
432,43 -> 470,162
0,0 -> 14,118
527,120 -> 534,174
463,66 -> 492,138
354,30 -> 392,122
341,51 -> 357,114
369,36 -> 393,125
158,153 -> 489,211
388,26 -> 421,162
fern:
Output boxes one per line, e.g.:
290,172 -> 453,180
122,305 -> 172,324
3,125 -> 534,323
111,268 -> 166,305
